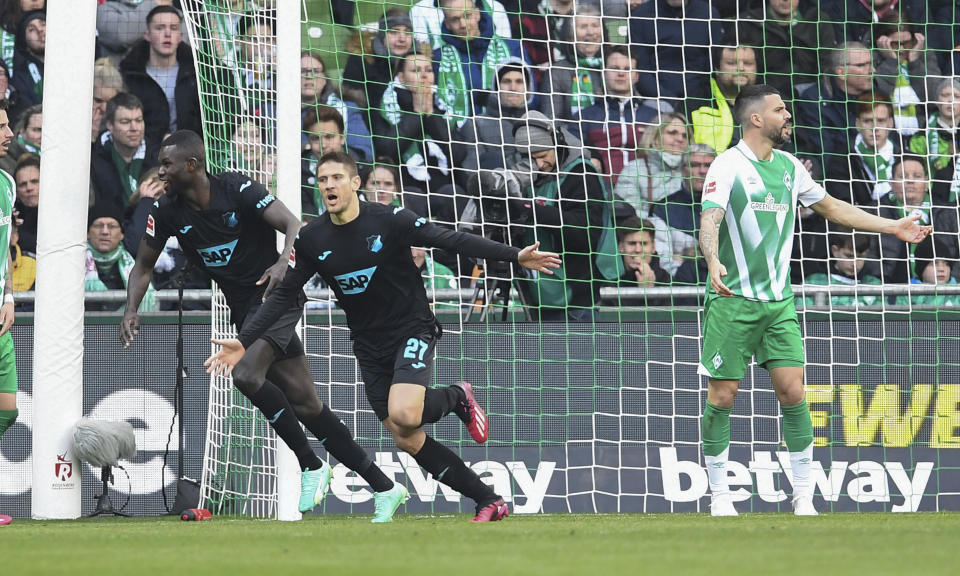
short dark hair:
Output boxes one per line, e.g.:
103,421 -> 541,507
160,130 -> 206,167
829,227 -> 871,255
893,154 -> 927,177
364,158 -> 401,189
146,5 -> 182,26
15,104 -> 40,134
317,151 -> 358,177
105,92 -> 143,124
616,216 -> 655,243
0,99 -> 9,112
603,44 -> 633,65
238,10 -> 275,38
733,84 -> 782,127
14,153 -> 39,181
304,106 -> 344,134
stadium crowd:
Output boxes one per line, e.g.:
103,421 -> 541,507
5,0 -> 960,317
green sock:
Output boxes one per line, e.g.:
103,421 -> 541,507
701,402 -> 731,457
0,408 -> 18,439
781,400 -> 813,452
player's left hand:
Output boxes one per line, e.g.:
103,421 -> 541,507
204,338 -> 246,378
893,214 -> 933,244
518,242 -> 561,274
0,301 -> 14,337
257,260 -> 288,299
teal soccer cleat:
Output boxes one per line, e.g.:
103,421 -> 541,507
371,483 -> 409,523
299,461 -> 332,513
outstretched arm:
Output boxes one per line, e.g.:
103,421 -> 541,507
409,219 -> 559,274
809,194 -> 932,243
120,240 -> 162,347
699,207 -> 733,297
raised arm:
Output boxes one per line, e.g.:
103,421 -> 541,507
120,239 -> 162,347
809,193 -> 932,243
699,207 -> 733,296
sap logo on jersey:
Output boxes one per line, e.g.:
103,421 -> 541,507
198,239 -> 239,267
335,266 -> 377,294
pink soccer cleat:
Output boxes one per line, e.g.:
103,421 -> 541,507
452,381 -> 488,444
472,499 -> 509,523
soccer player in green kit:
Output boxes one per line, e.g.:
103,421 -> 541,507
0,99 -> 19,449
697,84 -> 931,516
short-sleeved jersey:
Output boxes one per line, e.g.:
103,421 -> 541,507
701,140 -> 826,301
238,201 -> 520,348
0,169 -> 14,300
144,172 -> 280,316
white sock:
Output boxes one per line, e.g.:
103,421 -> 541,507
790,442 -> 814,499
704,446 -> 730,497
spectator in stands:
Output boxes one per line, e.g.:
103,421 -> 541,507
229,118 -> 275,188
896,238 -> 960,307
908,78 -> 960,199
613,112 -> 690,216
0,1 -> 43,67
92,58 -> 124,143
11,9 -> 44,109
97,0 -> 178,64
10,218 -> 34,295
236,10 -> 276,132
629,0 -> 723,102
510,111 -> 622,321
360,160 -> 402,207
828,95 -> 898,208
122,165 -> 165,256
91,93 -> 158,212
120,5 -> 202,148
795,42 -> 876,179
12,153 -> 37,256
825,0 -> 926,45
469,58 -> 542,170
84,204 -> 155,312
302,107 -> 358,218
433,0 -> 525,118
647,143 -> 715,279
689,45 -> 757,154
0,103 -> 38,175
927,4 -> 960,75
574,45 -> 670,183
616,216 -> 669,287
340,8 -> 414,111
873,12 -> 940,137
549,3 -> 605,122
412,0 -> 511,50
300,51 -> 373,165
736,0 -> 837,101
803,229 -> 882,308
373,47 -> 470,222
877,156 -> 959,284
411,246 -> 459,292
514,0 -> 572,71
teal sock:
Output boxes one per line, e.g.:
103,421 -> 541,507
0,408 -> 18,439
701,402 -> 731,457
781,400 -> 814,452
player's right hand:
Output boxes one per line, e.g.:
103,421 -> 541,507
708,261 -> 733,297
120,312 -> 141,348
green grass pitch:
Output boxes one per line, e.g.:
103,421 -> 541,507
3,513 -> 958,575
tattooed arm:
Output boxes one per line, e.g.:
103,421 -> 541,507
699,207 -> 733,297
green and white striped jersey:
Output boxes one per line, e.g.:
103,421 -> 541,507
701,140 -> 826,301
0,169 -> 14,300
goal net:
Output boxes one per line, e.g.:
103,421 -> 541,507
184,0 -> 960,518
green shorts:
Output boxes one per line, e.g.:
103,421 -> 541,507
0,331 -> 16,394
699,294 -> 804,380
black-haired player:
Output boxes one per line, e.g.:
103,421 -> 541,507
121,131 -> 408,522
206,151 -> 561,522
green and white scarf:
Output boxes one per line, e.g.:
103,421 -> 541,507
0,29 -> 13,70
889,191 -> 931,278
24,61 -> 42,104
890,62 -> 920,136
854,133 -> 894,199
380,80 -> 451,183
15,134 -> 39,156
85,242 -> 156,312
101,131 -> 146,206
924,111 -> 955,172
570,54 -> 601,114
437,36 -> 513,120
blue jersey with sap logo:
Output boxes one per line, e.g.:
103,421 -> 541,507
144,171 -> 281,318
238,201 -> 521,347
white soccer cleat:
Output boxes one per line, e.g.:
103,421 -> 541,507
792,494 -> 818,516
710,494 -> 739,517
